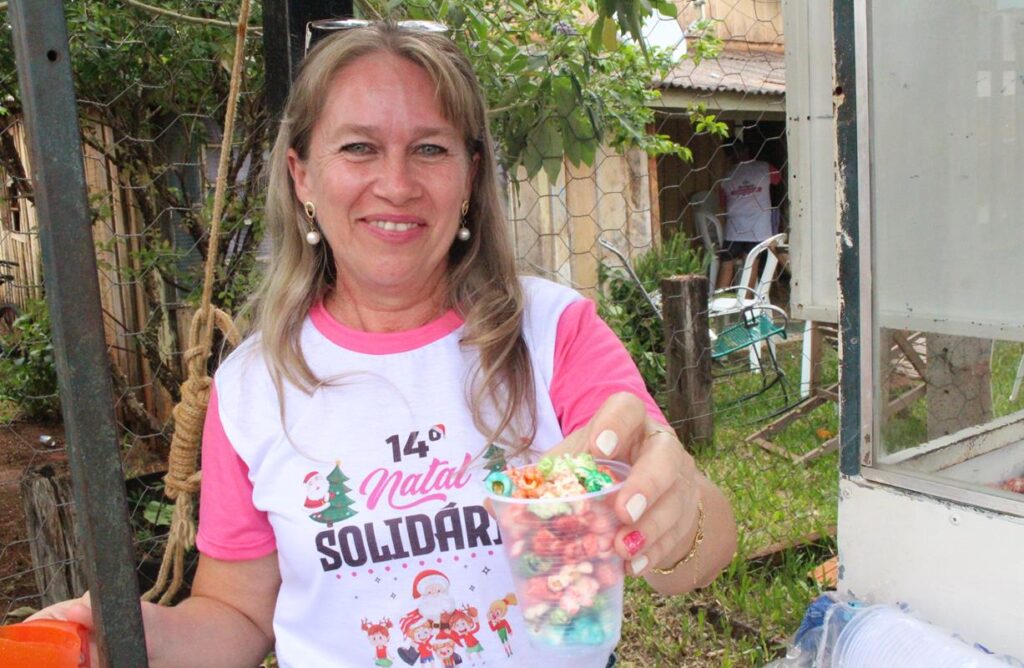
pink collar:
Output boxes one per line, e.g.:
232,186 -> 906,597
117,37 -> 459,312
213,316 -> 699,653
309,300 -> 464,354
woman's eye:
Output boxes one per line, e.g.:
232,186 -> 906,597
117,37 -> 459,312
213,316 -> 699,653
340,143 -> 373,155
417,144 -> 448,157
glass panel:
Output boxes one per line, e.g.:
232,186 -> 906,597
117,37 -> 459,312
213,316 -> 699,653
870,1 -> 1024,342
876,328 -> 1024,503
869,1 -> 1024,502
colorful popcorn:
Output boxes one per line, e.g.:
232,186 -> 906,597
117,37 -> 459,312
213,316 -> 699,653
483,457 -> 630,660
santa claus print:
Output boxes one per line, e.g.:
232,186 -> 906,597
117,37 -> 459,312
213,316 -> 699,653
411,569 -> 456,624
303,471 -> 332,509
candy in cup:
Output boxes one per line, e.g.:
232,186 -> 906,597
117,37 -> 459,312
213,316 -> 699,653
484,454 -> 629,668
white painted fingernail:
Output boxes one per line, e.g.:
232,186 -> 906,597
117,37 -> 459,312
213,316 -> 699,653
631,555 -> 649,574
625,493 -> 647,523
596,430 -> 618,456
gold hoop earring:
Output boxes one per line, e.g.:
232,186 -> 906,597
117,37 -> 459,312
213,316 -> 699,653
303,201 -> 322,245
457,200 -> 471,242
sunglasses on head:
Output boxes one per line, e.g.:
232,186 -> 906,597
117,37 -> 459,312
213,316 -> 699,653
304,19 -> 450,56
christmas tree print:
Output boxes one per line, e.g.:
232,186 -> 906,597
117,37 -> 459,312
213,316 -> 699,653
483,444 -> 507,472
309,461 -> 358,526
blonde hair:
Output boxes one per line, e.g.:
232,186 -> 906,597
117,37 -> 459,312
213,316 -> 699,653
253,23 -> 535,454
488,593 -> 518,615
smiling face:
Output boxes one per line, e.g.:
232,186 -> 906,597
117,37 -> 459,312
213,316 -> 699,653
288,51 -> 477,312
412,624 -> 433,643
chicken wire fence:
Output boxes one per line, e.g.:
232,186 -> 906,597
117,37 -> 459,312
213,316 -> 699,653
0,0 -> 841,657
0,0 -> 269,620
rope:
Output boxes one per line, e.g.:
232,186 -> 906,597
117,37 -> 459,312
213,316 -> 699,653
143,0 -> 251,605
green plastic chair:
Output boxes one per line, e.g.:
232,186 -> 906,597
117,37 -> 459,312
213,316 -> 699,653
711,304 -> 794,418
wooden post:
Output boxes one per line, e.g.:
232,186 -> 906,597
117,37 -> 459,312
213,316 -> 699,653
661,274 -> 713,448
21,464 -> 87,607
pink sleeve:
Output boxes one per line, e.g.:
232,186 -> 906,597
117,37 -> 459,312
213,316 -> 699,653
195,381 -> 277,560
550,298 -> 669,435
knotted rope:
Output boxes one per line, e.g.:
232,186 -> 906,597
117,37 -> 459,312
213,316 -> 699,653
143,0 -> 251,604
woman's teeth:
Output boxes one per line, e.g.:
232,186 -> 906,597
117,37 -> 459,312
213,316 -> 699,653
369,220 -> 418,232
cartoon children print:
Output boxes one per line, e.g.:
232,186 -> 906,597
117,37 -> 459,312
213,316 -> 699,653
487,594 -> 518,657
398,610 -> 436,665
440,606 -> 484,663
431,637 -> 458,668
361,618 -> 395,667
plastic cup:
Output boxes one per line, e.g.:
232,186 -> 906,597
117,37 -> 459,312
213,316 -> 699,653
484,459 -> 630,667
0,619 -> 88,667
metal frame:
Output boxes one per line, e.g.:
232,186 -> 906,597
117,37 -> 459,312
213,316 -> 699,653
836,0 -> 1024,518
263,0 -> 354,119
834,0 -> 863,478
8,1 -> 148,665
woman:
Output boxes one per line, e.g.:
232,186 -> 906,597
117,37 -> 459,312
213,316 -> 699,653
33,22 -> 736,666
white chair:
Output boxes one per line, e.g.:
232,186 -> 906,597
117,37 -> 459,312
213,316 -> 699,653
709,233 -> 786,317
708,233 -> 787,371
694,210 -> 724,294
690,190 -> 723,292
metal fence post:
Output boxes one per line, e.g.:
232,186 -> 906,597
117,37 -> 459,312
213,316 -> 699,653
8,0 -> 148,665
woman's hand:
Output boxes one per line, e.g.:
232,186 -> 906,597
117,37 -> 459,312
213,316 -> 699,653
27,592 -> 96,666
26,591 -> 162,666
549,392 -> 736,595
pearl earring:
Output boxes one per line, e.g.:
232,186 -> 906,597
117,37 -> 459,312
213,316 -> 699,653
303,201 -> 321,245
457,200 -> 471,242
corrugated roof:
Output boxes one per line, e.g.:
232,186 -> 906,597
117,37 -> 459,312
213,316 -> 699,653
655,47 -> 785,96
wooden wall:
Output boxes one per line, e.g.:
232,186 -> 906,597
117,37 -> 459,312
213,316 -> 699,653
654,115 -> 732,239
0,123 -> 44,309
509,145 -> 655,297
0,119 -> 173,421
679,0 -> 785,49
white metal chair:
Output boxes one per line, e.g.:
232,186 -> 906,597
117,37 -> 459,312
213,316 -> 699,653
708,233 -> 787,371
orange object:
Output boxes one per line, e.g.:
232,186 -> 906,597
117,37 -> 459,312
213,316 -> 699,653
0,619 -> 89,667
808,556 -> 839,588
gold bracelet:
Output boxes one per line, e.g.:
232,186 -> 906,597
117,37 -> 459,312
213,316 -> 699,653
644,428 -> 674,443
652,500 -> 705,575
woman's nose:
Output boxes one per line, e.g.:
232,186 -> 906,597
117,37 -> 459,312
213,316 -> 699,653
371,154 -> 421,204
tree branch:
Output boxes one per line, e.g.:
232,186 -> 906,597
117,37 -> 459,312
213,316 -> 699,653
118,0 -> 262,34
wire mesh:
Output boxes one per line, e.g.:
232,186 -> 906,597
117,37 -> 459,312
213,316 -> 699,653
0,1 -> 841,666
0,0 -> 266,621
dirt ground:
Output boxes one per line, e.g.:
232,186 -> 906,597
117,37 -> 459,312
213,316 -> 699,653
0,419 -> 68,620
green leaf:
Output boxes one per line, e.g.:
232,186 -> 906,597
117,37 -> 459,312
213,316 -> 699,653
601,16 -> 619,51
552,75 -> 575,118
144,500 -> 174,527
533,117 -> 563,182
522,142 -> 544,179
653,0 -> 677,17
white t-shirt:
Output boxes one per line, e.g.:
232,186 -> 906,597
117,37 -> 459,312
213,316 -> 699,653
719,160 -> 781,242
196,276 -> 664,667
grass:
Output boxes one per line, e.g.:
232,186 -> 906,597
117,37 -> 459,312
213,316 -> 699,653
617,334 -> 840,667
616,335 -> 1024,667
0,399 -> 18,424
880,339 -> 1023,452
